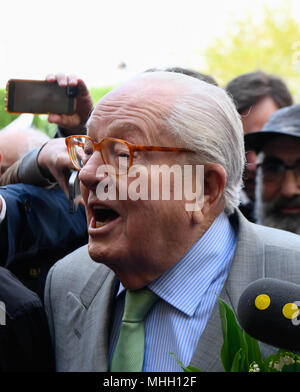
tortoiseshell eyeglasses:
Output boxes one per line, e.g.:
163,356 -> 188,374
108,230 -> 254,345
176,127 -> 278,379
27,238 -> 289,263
65,135 -> 192,175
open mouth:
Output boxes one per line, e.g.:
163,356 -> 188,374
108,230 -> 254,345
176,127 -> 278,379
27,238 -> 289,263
92,205 -> 120,228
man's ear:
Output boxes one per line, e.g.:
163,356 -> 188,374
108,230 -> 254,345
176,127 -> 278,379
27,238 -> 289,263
192,163 -> 226,223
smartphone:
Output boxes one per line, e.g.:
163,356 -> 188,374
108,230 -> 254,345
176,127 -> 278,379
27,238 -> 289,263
68,170 -> 81,213
5,79 -> 77,115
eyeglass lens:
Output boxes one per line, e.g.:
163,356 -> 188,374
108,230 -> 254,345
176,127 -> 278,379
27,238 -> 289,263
70,137 -> 131,173
261,157 -> 300,184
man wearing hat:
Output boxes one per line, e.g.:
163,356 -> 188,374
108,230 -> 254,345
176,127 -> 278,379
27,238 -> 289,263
245,104 -> 300,234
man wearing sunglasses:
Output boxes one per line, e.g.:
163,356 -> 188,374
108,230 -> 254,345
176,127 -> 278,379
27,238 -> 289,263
245,104 -> 300,235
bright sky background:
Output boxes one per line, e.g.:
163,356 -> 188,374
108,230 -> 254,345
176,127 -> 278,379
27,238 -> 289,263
1,0 -> 300,88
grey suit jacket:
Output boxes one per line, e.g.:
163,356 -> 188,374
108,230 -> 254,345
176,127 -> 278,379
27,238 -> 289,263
44,210 -> 300,372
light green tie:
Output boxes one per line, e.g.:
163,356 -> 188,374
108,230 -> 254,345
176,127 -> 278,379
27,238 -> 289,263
110,287 -> 158,372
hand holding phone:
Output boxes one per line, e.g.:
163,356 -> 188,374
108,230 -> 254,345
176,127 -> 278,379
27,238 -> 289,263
46,74 -> 94,134
5,73 -> 94,136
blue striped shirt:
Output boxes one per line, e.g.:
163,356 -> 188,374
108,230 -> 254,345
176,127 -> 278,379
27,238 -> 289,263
109,212 -> 237,371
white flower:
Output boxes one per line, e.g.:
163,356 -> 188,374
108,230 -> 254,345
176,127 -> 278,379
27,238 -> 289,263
249,362 -> 260,372
272,354 -> 295,371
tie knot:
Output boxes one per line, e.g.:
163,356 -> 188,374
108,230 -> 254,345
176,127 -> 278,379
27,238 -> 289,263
123,288 -> 158,322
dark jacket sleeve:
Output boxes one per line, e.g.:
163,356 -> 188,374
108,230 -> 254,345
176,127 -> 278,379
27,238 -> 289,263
0,268 -> 54,372
0,183 -> 88,297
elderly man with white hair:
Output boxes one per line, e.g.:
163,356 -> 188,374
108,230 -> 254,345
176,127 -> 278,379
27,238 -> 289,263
15,71 -> 300,372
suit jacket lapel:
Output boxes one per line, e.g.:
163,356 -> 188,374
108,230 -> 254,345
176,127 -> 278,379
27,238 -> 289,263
190,210 -> 266,371
65,264 -> 116,371
189,286 -> 232,371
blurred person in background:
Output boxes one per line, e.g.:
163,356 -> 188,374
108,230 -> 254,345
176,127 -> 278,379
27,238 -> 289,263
145,66 -> 218,85
226,70 -> 293,221
245,104 -> 300,235
0,126 -> 50,180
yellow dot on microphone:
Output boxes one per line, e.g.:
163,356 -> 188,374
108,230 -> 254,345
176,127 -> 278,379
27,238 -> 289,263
282,303 -> 299,320
255,294 -> 271,310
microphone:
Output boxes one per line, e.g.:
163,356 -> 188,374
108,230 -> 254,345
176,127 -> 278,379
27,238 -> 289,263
237,278 -> 300,352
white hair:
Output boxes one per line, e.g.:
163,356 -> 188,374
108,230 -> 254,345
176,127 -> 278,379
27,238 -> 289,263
164,80 -> 245,214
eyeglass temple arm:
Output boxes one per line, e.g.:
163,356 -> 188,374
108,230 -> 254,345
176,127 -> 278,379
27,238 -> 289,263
133,145 -> 191,152
258,163 -> 300,170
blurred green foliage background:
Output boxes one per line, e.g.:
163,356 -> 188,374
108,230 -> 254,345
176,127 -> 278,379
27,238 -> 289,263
202,1 -> 300,98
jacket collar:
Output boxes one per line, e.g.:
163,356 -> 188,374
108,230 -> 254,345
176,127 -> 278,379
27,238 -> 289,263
190,210 -> 266,371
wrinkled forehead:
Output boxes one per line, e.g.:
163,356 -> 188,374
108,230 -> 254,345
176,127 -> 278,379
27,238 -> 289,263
87,72 -> 189,140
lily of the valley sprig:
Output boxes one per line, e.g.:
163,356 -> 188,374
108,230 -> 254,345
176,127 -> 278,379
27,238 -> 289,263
172,298 -> 300,372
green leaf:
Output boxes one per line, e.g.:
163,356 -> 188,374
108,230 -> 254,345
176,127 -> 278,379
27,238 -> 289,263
218,298 -> 246,372
230,348 -> 244,372
243,331 -> 263,368
186,365 -> 201,372
170,352 -> 201,372
183,365 -> 201,372
281,363 -> 297,372
295,361 -> 300,372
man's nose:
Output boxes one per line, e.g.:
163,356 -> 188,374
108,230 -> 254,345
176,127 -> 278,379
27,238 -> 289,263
79,153 -> 106,190
280,170 -> 300,198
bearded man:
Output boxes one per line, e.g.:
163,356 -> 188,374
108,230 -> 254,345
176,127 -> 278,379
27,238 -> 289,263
245,104 -> 300,235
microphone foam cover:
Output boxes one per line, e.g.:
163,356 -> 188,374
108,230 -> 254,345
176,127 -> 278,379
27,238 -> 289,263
237,278 -> 300,352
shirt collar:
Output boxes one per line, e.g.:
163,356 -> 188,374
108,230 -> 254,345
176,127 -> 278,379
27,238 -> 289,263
148,212 -> 236,317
